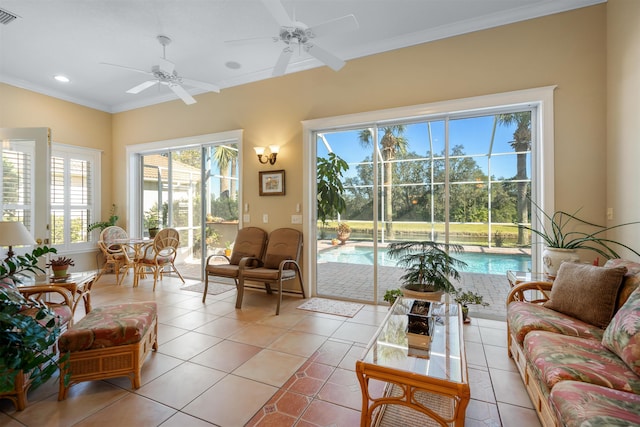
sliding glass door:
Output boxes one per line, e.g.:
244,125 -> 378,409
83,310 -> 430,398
314,108 -> 534,305
138,140 -> 239,280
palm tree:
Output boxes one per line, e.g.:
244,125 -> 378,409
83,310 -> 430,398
359,126 -> 408,239
496,113 -> 531,246
212,145 -> 238,200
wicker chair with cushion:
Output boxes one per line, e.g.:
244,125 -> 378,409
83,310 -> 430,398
133,228 -> 185,290
202,226 -> 268,303
237,227 -> 305,315
95,226 -> 135,286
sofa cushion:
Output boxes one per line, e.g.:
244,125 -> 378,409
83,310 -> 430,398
59,301 -> 157,352
524,330 -> 640,394
508,301 -> 604,345
543,263 -> 627,328
602,285 -> 640,376
604,258 -> 640,310
549,380 -> 640,427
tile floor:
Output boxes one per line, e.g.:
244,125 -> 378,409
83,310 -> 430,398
0,273 -> 541,427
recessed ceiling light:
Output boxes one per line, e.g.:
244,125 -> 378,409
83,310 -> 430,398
225,61 -> 241,70
54,75 -> 70,83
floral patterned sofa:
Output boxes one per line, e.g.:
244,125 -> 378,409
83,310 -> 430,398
506,259 -> 640,426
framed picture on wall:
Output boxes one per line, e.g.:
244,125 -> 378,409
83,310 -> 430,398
259,170 -> 285,196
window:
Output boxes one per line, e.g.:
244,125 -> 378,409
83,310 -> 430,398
51,144 -> 101,252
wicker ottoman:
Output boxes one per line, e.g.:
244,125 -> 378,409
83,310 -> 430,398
57,301 -> 158,400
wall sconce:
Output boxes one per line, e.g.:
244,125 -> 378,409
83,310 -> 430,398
254,145 -> 280,165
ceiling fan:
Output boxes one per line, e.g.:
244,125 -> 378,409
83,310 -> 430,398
233,0 -> 359,77
102,35 -> 220,105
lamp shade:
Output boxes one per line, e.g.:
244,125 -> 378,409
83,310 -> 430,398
0,221 -> 37,247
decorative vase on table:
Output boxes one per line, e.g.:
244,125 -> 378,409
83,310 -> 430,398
542,247 -> 580,279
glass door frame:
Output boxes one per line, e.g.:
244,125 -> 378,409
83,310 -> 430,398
302,87 -> 556,303
125,130 -> 244,279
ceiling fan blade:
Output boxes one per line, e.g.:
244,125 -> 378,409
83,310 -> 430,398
101,62 -> 152,76
272,48 -> 293,76
126,80 -> 158,94
181,78 -> 220,93
170,84 -> 196,105
158,57 -> 175,74
305,43 -> 345,71
225,35 -> 274,45
261,0 -> 293,27
308,14 -> 359,38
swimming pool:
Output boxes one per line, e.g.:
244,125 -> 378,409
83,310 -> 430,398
317,246 -> 531,275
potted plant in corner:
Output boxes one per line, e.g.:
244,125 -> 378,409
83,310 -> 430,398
87,204 -> 118,233
387,241 -> 468,302
518,199 -> 640,278
453,289 -> 489,323
144,210 -> 160,238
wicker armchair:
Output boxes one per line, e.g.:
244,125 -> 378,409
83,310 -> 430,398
133,228 -> 185,290
95,226 -> 135,285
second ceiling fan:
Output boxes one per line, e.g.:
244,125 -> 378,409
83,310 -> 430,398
239,0 -> 360,76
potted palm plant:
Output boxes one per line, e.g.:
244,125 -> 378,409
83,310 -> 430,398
519,200 -> 640,278
387,241 -> 468,302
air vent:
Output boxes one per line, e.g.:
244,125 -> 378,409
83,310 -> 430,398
0,7 -> 19,25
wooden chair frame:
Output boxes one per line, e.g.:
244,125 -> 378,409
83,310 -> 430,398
133,228 -> 185,290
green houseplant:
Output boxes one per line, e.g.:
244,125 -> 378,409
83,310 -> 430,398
46,256 -> 75,278
317,152 -> 349,240
383,288 -> 403,306
87,204 -> 118,233
453,289 -> 489,323
387,241 -> 468,301
518,199 -> 640,277
0,246 -> 70,396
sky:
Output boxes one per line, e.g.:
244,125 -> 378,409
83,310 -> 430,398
316,114 -> 530,181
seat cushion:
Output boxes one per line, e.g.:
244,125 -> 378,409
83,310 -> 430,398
549,380 -> 640,427
602,285 -> 640,376
59,301 -> 157,352
524,330 -> 640,394
20,304 -> 73,327
508,301 -> 604,345
241,267 -> 297,281
206,263 -> 240,278
543,263 -> 627,328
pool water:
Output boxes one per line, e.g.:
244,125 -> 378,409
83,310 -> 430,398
317,246 -> 531,275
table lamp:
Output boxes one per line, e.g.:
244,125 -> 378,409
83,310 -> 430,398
0,221 -> 37,261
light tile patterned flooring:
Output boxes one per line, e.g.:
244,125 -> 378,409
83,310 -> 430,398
0,273 -> 541,426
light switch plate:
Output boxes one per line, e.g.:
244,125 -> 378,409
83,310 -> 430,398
262,214 -> 268,223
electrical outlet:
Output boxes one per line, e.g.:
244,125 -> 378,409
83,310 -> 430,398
607,208 -> 613,220
262,214 -> 268,223
291,214 -> 302,224
243,214 -> 250,223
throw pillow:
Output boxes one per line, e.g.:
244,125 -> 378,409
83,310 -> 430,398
543,262 -> 627,328
602,285 -> 640,376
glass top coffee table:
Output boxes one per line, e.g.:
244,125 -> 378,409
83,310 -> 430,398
355,298 -> 470,426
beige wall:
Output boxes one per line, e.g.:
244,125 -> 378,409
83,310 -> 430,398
607,0 -> 640,261
113,5 -> 608,233
0,84 -> 114,218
